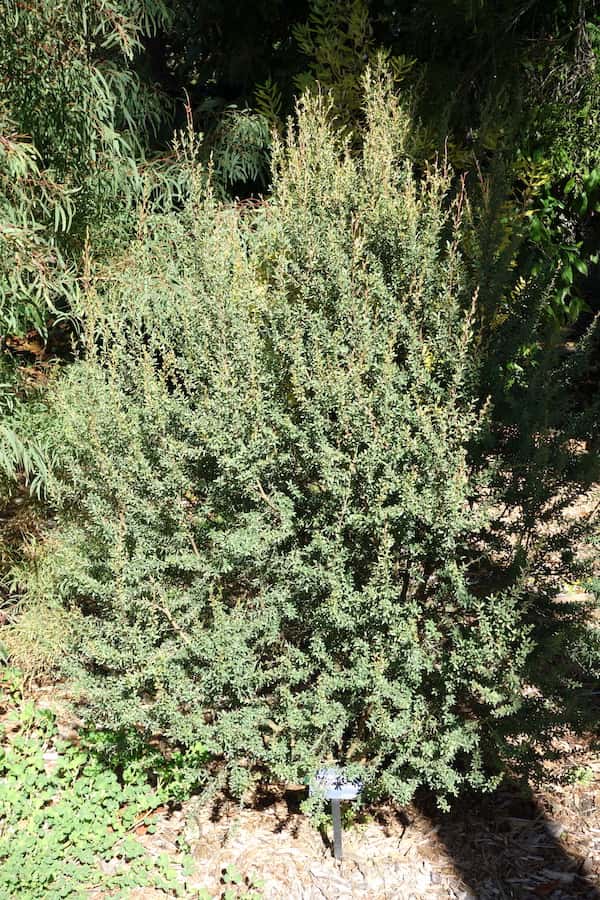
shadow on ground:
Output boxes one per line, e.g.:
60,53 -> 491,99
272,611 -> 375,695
414,782 -> 600,900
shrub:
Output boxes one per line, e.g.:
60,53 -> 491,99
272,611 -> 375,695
29,73 -> 531,806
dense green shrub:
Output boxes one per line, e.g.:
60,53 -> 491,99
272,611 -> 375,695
29,74 -> 532,806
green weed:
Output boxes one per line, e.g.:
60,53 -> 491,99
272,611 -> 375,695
0,668 -> 201,899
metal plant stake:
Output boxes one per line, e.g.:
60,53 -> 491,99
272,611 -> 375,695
310,768 -> 363,861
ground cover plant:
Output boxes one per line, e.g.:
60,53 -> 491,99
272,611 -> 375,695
20,72 -> 542,810
0,668 -> 200,899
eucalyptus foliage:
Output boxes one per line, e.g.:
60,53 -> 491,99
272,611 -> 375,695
0,0 -> 174,335
32,75 -> 531,806
0,0 -> 190,503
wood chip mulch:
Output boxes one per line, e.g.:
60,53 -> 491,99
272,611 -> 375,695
133,731 -> 599,899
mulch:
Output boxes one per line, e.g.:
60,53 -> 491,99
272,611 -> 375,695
133,731 -> 599,899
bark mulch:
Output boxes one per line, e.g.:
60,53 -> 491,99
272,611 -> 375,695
134,731 -> 599,899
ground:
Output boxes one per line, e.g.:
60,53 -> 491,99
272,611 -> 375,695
127,735 -> 599,899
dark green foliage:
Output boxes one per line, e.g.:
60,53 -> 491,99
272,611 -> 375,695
209,109 -> 272,192
30,77 -> 533,806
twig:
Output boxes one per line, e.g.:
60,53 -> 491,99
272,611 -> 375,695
585,495 -> 600,523
256,479 -> 282,518
125,801 -> 167,834
151,582 -> 194,650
